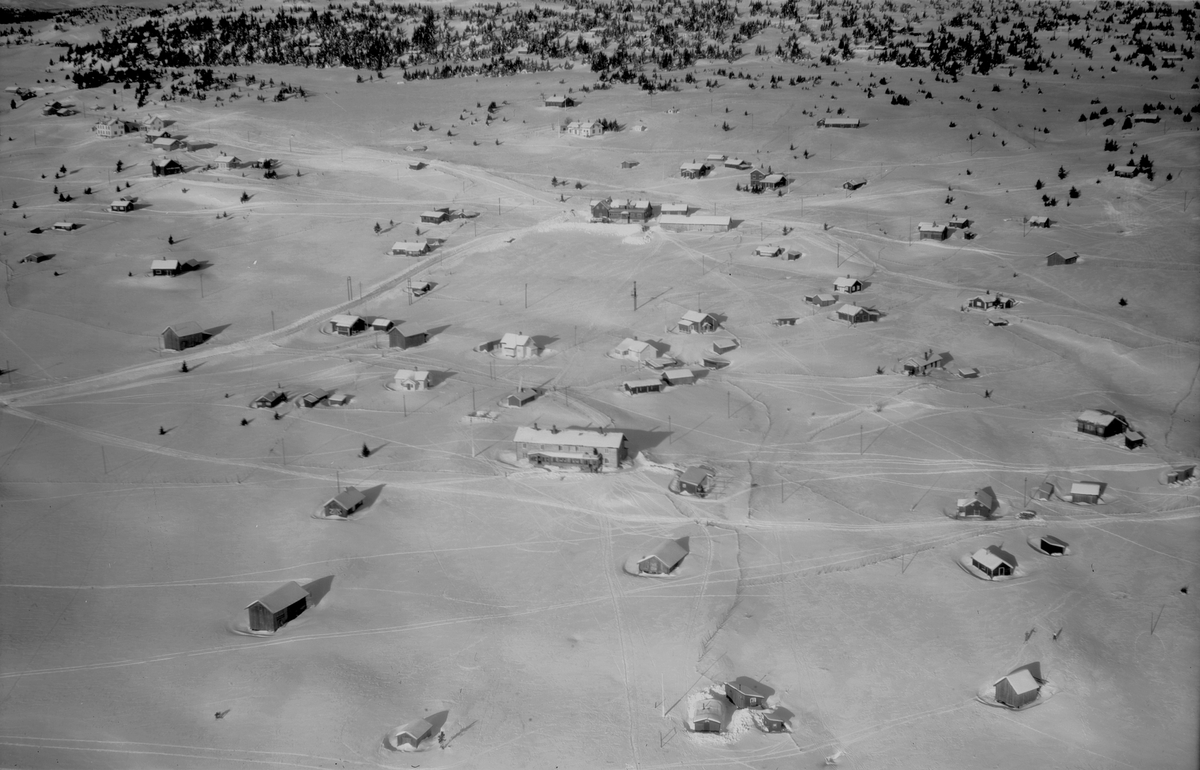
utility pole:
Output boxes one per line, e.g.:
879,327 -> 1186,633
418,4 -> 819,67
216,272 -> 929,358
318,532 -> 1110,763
270,310 -> 275,330
632,281 -> 637,311
199,270 -> 204,298
524,283 -> 528,309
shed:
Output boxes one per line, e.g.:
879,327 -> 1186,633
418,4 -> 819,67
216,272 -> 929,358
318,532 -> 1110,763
807,293 -> 838,307
705,154 -> 727,163
393,718 -> 433,748
995,667 -> 1040,708
1046,251 -> 1078,266
818,117 -> 861,128
836,304 -> 878,324
750,172 -> 788,193
971,545 -> 1017,578
843,178 -> 867,190
1032,481 -> 1054,501
621,160 -> 639,169
691,698 -> 725,732
1076,410 -> 1126,438
393,369 -> 431,391
408,160 -> 425,170
420,210 -> 448,224
1132,113 -> 1161,123
52,221 -> 77,232
1069,481 -> 1103,504
1114,167 -> 1138,178
958,367 -> 980,378
957,486 -> 998,518
505,388 -> 537,407
389,241 -> 429,256
623,378 -> 663,395
903,351 -> 950,376
110,198 -> 134,212
678,310 -> 717,334
366,318 -> 392,333
784,249 -> 802,261
1161,465 -> 1195,485
251,158 -> 276,169
247,581 -> 309,632
252,390 -> 286,409
833,276 -> 862,293
724,157 -> 751,169
214,154 -> 240,170
162,322 -> 205,351
1038,535 -> 1069,556
661,368 -> 695,386
948,214 -> 971,229
499,332 -> 537,359
326,394 -> 351,407
388,327 -> 428,349
725,677 -> 770,710
298,389 -> 330,408
407,280 -> 433,296
329,314 -> 366,336
151,259 -> 182,276
323,487 -> 366,517
1123,430 -> 1145,450
20,252 -> 47,263
660,202 -> 689,216
918,222 -> 949,240
658,214 -> 731,232
1028,215 -> 1050,228
678,466 -> 714,496
774,317 -> 798,326
755,245 -> 785,258
762,707 -> 793,732
638,539 -> 688,574
514,426 -> 627,471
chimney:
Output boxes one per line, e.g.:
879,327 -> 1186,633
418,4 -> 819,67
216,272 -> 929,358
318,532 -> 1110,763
533,422 -> 538,430
551,425 -> 558,434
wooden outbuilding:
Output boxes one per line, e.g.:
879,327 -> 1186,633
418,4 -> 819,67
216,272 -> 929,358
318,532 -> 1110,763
153,137 -> 183,152
1132,113 -> 1161,123
329,314 -> 366,336
1069,481 -> 1103,505
843,178 -> 867,190
725,157 -> 751,169
971,545 -> 1017,578
918,222 -> 949,240
806,293 -> 838,307
1123,430 -> 1145,450
1028,215 -> 1050,228
388,327 -> 428,349
623,378 -> 664,395
661,368 -> 695,386
749,170 -> 788,193
247,581 -> 309,632
1046,251 -> 1078,266
833,276 -> 863,293
948,214 -> 971,229
505,388 -> 537,407
836,304 -> 878,324
1032,481 -> 1054,501
958,486 -> 998,518
638,539 -> 688,574
691,698 -> 725,732
762,707 -> 793,732
903,351 -> 950,376
162,322 -> 205,351
151,158 -> 184,176
298,389 -> 331,408
393,719 -> 434,748
995,666 -> 1041,709
52,221 -> 77,232
543,95 -> 574,108
1114,166 -> 1138,178
110,198 -> 134,212
1076,410 -> 1126,438
725,677 -> 770,709
252,390 -> 286,409
1037,535 -> 1069,556
705,154 -> 727,164
420,209 -> 448,224
755,245 -> 785,258
1160,465 -> 1195,485
680,162 -> 709,179
214,155 -> 240,170
678,310 -> 717,334
514,425 -> 627,472
678,466 -> 714,496
324,487 -> 366,517
370,318 -> 394,332
621,160 -> 639,169
20,252 -> 48,263
407,280 -> 433,296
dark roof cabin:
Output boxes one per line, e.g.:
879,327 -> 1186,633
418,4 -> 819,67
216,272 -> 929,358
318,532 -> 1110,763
252,390 -> 286,409
958,486 -> 998,518
388,327 -> 428,350
1032,481 -> 1054,501
724,677 -> 770,709
837,304 -> 878,324
299,389 -> 331,408
247,581 -> 309,632
1123,430 -> 1145,450
1076,410 -> 1126,438
151,158 -> 184,176
1046,251 -> 1078,266
638,539 -> 688,575
324,487 -> 366,517
762,707 -> 793,733
162,322 -> 205,351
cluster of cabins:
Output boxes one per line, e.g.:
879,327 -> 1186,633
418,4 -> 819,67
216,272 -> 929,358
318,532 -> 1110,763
588,197 -> 734,232
691,678 -> 791,733
326,314 -> 429,350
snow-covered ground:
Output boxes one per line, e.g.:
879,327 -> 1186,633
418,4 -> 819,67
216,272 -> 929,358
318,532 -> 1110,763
1,8 -> 1197,769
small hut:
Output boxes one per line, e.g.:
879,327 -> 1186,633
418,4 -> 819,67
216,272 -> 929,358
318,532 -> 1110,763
505,388 -> 538,407
638,539 -> 688,575
393,718 -> 433,748
971,545 -> 1017,578
1160,465 -> 1195,485
690,698 -> 725,732
1037,535 -> 1069,556
324,487 -> 366,517
1032,481 -> 1054,501
252,390 -> 286,409
677,466 -> 714,497
246,581 -> 309,632
995,665 -> 1041,709
162,322 -> 205,351
761,707 -> 793,732
1069,481 -> 1103,505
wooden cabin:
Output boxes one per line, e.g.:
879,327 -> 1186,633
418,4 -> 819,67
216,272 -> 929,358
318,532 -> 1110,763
246,581 -> 309,632
323,487 -> 366,517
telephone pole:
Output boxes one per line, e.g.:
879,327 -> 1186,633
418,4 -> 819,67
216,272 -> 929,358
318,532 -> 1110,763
632,281 -> 637,311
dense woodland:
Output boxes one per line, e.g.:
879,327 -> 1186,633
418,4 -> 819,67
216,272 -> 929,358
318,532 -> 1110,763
11,0 -> 1190,94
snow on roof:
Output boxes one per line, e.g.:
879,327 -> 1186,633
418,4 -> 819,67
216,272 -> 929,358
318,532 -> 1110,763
837,303 -> 867,315
421,210 -> 447,218
1028,215 -> 1049,224
1077,410 -> 1119,426
680,162 -> 706,170
393,369 -> 430,381
396,718 -> 433,740
762,173 -> 786,184
693,698 -> 725,722
625,378 -> 662,388
514,426 -> 625,449
974,487 -> 997,510
706,154 -> 726,161
1070,481 -> 1102,496
644,539 -> 688,568
834,276 -> 860,287
329,314 -> 362,326
1041,535 -> 1069,547
680,310 -> 714,323
660,203 -> 688,213
166,321 -> 204,336
151,259 -> 180,270
972,545 -> 1016,570
615,338 -> 652,354
500,332 -> 533,347
998,668 -> 1039,695
662,368 -> 694,380
659,214 -> 730,227
726,676 -> 769,698
680,466 -> 713,485
813,293 -> 836,302
248,581 -> 308,612
328,487 -> 366,509
918,221 -> 947,231
215,154 -> 239,162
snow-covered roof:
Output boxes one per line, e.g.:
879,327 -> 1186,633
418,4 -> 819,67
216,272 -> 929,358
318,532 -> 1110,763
625,378 -> 662,388
327,487 -> 365,509
833,276 -> 861,288
643,539 -> 688,568
680,466 -> 713,485
918,221 -> 948,232
391,241 -> 427,252
812,293 -> 836,302
514,426 -> 625,449
151,259 -> 179,270
393,369 -> 430,381
165,321 -> 204,336
1077,410 -> 1119,426
247,581 -> 308,612
837,303 -> 867,315
660,203 -> 689,214
421,210 -> 447,219
662,368 -> 694,380
329,314 -> 362,326
1070,481 -> 1102,496
1028,215 -> 1049,225
615,338 -> 652,354
693,698 -> 725,723
500,332 -> 533,347
395,718 -> 433,740
706,153 -> 726,161
972,545 -> 1016,570
680,162 -> 706,171
755,245 -> 782,255
1041,535 -> 1069,548
997,668 -> 1039,695
659,214 -> 730,227
762,173 -> 786,184
680,310 -> 714,324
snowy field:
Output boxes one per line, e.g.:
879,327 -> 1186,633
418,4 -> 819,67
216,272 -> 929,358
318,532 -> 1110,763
1,3 -> 1198,768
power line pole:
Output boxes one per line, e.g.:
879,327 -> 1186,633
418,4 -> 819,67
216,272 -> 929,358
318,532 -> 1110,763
632,281 -> 637,311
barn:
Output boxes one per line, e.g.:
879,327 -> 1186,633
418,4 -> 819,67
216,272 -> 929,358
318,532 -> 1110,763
1028,215 -> 1050,228
613,338 -> 656,362
407,280 -> 433,296
499,332 -> 537,359
389,241 -> 429,256
1038,535 -> 1069,556
1046,251 -> 1078,266
725,677 -> 770,709
833,276 -> 863,293
1132,113 -> 1161,123
1114,166 -> 1138,178
623,378 -> 663,395
1076,410 -> 1127,438
660,202 -> 689,216
994,667 -> 1041,709
971,545 -> 1017,578
151,259 -> 181,276
514,425 -> 628,472
957,486 -> 998,518
903,351 -> 950,376
505,388 -> 537,407
329,314 -> 366,336
1161,465 -> 1195,484
408,160 -> 425,170
1069,481 -> 1103,504
690,698 -> 725,732
162,322 -> 205,351
370,318 -> 394,332
323,487 -> 366,517
388,327 -> 428,349
918,222 -> 950,241
724,157 -> 751,169
843,178 -> 867,190
246,581 -> 310,632
755,245 -> 785,258
678,310 -> 718,334
658,214 -> 731,232
152,137 -> 183,151
151,158 -> 184,176
252,390 -> 286,409
678,466 -> 714,496
705,153 -> 727,164
948,214 -> 971,229
52,221 -> 77,232
393,369 -> 431,391
638,539 -> 688,574
836,304 -> 878,324
393,718 -> 433,748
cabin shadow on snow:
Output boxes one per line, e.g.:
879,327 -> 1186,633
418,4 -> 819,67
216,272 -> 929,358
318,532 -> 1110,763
619,427 -> 669,455
204,323 -> 232,340
531,334 -> 558,348
359,484 -> 386,508
188,141 -> 217,151
425,710 -> 450,736
301,575 -> 334,605
423,323 -> 450,337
